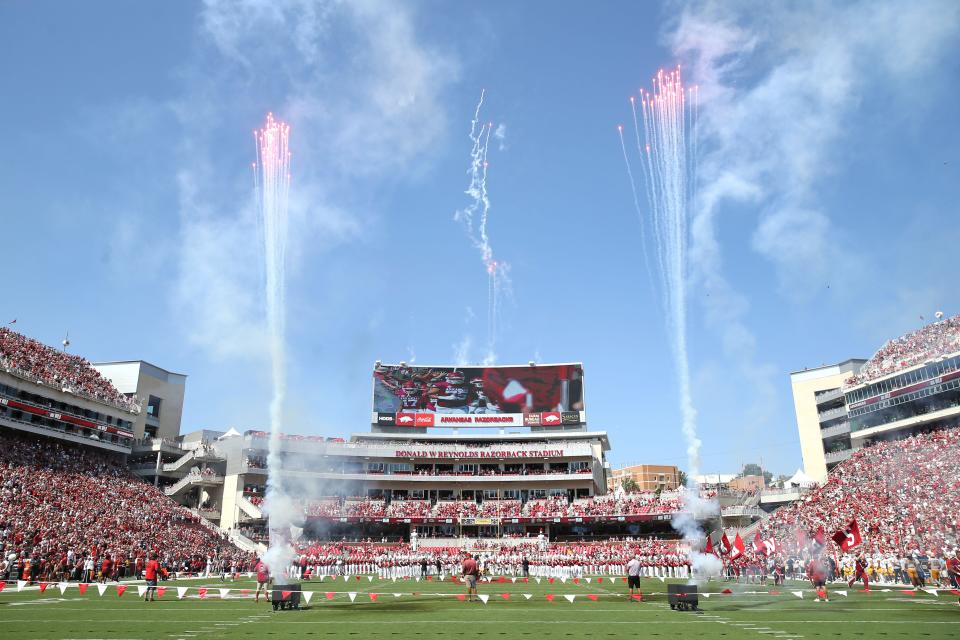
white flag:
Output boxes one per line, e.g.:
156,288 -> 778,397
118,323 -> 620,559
511,577 -> 517,583
392,577 -> 397,582
586,578 -> 592,584
177,587 -> 188,600
560,577 -> 567,584
348,592 -> 357,602
564,595 -> 576,603
535,578 -> 542,584
393,593 -> 402,598
522,593 -> 532,600
96,584 -> 108,597
58,582 -> 69,595
921,588 -> 938,597
415,577 -> 421,582
219,588 -> 230,599
701,593 -> 711,598
137,586 -> 148,597
835,590 -> 848,597
792,591 -> 803,599
319,575 -> 327,581
16,580 -> 27,592
302,591 -> 314,604
367,576 -> 374,582
658,576 -> 665,583
478,594 -> 489,604
344,575 -> 350,582
246,572 -> 253,578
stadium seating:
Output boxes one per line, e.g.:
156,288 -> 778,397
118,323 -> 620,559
844,314 -> 960,387
0,429 -> 249,581
0,328 -> 137,411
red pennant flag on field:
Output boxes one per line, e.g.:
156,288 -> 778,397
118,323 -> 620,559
500,593 -> 510,600
325,592 -> 335,600
426,576 -> 432,581
456,594 -> 466,601
729,533 -> 746,560
116,585 -> 127,597
573,578 -> 580,585
156,587 -> 166,598
0,582 -> 5,593
587,594 -> 598,601
78,583 -> 89,595
198,588 -> 207,599
719,532 -> 732,555
240,589 -> 250,595
596,577 -> 603,584
282,591 -> 293,600
631,593 -> 643,601
705,535 -> 715,555
545,594 -> 555,602
369,593 -> 378,602
356,576 -> 362,581
722,588 -> 733,594
832,520 -> 862,551
39,582 -> 49,593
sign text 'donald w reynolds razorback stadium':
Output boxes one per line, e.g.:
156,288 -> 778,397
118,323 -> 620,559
394,448 -> 565,458
371,363 -> 585,426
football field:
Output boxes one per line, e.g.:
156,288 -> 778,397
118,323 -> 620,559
2,576 -> 958,640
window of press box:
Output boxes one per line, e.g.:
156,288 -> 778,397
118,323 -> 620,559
147,395 -> 162,418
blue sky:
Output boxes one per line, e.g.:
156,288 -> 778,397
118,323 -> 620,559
2,0 -> 958,475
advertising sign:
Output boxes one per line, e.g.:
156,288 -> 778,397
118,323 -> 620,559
371,363 -> 584,426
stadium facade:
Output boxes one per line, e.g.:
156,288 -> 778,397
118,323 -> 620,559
791,315 -> 960,483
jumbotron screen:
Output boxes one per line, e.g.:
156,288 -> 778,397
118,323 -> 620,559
372,363 -> 585,427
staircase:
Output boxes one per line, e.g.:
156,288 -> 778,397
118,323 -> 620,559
162,447 -> 225,473
164,473 -> 224,497
236,495 -> 264,519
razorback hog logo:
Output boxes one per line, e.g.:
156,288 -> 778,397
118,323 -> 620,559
542,412 -> 561,424
396,414 -> 415,425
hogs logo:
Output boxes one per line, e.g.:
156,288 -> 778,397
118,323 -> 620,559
396,413 -> 415,425
541,412 -> 561,424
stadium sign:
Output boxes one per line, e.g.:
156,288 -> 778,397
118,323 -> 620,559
394,448 -> 565,458
374,411 -> 585,428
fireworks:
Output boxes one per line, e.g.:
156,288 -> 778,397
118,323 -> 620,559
455,91 -> 510,363
253,112 -> 294,575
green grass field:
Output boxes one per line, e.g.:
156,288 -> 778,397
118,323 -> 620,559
2,575 -> 958,640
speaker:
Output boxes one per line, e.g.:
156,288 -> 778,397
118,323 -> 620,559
667,583 -> 699,611
271,583 -> 302,610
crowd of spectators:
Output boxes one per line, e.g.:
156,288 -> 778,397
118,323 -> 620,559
525,497 -> 570,518
342,498 -> 386,518
0,429 -> 250,582
385,500 -> 432,518
759,426 -> 960,558
477,500 -> 522,518
0,328 -> 137,412
434,500 -> 478,518
844,314 -> 960,387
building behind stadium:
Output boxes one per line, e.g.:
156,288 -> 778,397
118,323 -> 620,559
790,314 -> 960,483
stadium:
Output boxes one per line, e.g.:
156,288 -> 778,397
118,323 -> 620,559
2,317 -> 960,640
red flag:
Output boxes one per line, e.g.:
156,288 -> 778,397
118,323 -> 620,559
832,520 -> 862,551
814,526 -> 826,547
39,582 -> 49,593
78,583 -> 89,595
456,594 -> 466,601
281,591 -> 293,600
116,585 -> 127,597
753,532 -> 764,554
587,594 -> 598,601
545,594 -> 555,602
719,532 -> 732,555
548,577 -> 555,584
198,588 -> 207,599
500,593 -> 511,600
325,592 -> 335,600
0,582 -> 5,593
705,535 -> 715,555
596,577 -> 603,583
729,533 -> 746,560
156,586 -> 166,598
762,538 -> 778,555
369,593 -> 378,602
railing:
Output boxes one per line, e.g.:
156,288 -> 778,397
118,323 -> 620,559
814,388 -> 843,405
820,421 -> 851,439
236,495 -> 264,519
824,448 -> 853,464
721,506 -> 763,518
0,361 -> 141,413
817,406 -> 847,422
163,473 -> 224,495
